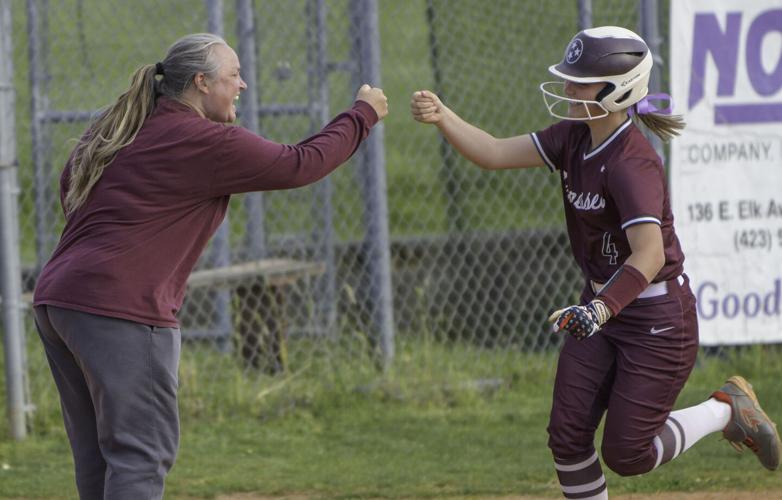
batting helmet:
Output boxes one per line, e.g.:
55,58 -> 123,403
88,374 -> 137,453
540,26 -> 653,120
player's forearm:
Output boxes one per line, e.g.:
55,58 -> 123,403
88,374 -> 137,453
624,249 -> 664,283
436,106 -> 502,170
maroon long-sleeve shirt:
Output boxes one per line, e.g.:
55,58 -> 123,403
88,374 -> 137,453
34,97 -> 378,327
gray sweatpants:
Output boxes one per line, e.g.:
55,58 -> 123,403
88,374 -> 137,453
34,305 -> 181,500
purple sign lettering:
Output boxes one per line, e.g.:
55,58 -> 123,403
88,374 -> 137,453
697,279 -> 781,320
714,103 -> 782,123
746,9 -> 782,96
689,12 -> 741,110
688,9 -> 782,124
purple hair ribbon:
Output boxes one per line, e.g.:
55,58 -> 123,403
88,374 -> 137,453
628,93 -> 673,116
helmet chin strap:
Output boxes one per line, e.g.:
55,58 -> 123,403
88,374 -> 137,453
595,82 -> 613,103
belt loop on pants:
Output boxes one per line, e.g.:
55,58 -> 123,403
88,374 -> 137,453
590,275 -> 683,299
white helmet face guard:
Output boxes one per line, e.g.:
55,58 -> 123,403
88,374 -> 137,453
539,81 -> 609,121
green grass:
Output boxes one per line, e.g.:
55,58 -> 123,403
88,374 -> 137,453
3,339 -> 782,499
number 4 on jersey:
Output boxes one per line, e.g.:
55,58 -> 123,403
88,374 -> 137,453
602,232 -> 618,265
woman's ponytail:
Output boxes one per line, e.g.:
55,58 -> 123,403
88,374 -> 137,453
65,64 -> 158,214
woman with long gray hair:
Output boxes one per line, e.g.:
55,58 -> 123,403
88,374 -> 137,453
32,33 -> 387,499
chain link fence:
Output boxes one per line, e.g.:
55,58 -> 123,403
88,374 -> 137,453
4,0 -> 656,433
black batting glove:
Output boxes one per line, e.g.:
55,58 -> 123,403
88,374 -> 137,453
548,299 -> 612,340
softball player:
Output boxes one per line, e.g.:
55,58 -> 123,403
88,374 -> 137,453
411,26 -> 780,499
33,33 -> 387,499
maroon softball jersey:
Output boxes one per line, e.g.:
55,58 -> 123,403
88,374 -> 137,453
34,97 -> 378,327
531,119 -> 684,284
534,118 -> 700,475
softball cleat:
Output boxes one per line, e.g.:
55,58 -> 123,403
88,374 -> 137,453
711,375 -> 781,471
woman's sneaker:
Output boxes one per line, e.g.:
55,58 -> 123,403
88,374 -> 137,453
711,375 -> 781,471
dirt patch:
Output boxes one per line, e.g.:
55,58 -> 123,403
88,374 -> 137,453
215,491 -> 781,500
613,494 -> 780,500
614,494 -> 778,500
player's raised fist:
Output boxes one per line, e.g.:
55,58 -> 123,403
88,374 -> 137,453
356,84 -> 388,120
410,90 -> 445,124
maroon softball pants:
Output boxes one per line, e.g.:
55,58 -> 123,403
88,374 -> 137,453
547,275 -> 699,476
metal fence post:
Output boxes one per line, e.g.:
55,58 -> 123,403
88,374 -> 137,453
424,0 -> 464,233
307,0 -> 337,336
578,0 -> 592,29
206,0 -> 222,34
640,0 -> 665,161
1,0 -> 29,440
26,0 -> 56,269
203,0 -> 233,351
351,0 -> 394,368
236,0 -> 266,259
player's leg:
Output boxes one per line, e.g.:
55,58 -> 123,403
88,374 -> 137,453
599,316 -> 699,474
34,305 -> 107,498
604,278 -> 780,473
600,278 -> 701,475
548,332 -> 617,500
612,354 -> 780,472
45,305 -> 181,500
651,395 -> 729,468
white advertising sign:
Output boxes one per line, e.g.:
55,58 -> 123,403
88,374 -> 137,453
670,1 -> 782,345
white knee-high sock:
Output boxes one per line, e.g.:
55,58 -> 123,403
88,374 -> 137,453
554,451 -> 609,499
652,398 -> 731,469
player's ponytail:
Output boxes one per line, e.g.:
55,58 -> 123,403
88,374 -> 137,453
65,33 -> 226,215
631,106 -> 686,143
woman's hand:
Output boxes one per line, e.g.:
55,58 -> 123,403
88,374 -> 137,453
410,90 -> 446,125
356,84 -> 388,120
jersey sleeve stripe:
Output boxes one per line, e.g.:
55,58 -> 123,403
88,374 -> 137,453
621,216 -> 661,230
531,132 -> 556,172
